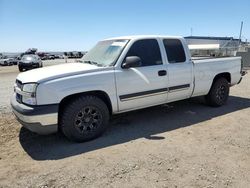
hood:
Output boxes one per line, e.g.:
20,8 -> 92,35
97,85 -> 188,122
21,59 -> 36,63
17,63 -> 102,83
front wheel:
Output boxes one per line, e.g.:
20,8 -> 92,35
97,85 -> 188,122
61,95 -> 110,142
205,77 -> 229,107
18,65 -> 24,72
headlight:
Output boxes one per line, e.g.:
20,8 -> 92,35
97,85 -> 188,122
22,83 -> 37,93
22,95 -> 37,105
22,83 -> 38,105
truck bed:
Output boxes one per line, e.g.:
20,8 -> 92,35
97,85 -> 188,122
192,56 -> 242,97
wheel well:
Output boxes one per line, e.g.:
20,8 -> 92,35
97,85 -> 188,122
58,91 -> 113,128
213,72 -> 231,84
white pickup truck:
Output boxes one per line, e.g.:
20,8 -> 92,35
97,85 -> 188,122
11,35 -> 245,142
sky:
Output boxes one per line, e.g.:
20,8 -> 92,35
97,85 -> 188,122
0,0 -> 249,52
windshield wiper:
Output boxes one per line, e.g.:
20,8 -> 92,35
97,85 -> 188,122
77,59 -> 104,67
83,60 -> 103,67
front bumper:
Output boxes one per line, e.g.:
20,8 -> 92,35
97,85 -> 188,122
11,94 -> 58,135
19,62 -> 39,68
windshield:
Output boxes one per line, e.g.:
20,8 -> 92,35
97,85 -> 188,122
22,55 -> 37,61
80,39 -> 129,67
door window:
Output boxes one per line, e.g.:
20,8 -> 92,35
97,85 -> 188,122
163,39 -> 186,63
126,39 -> 162,66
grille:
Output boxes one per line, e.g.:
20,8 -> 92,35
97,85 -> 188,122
15,79 -> 23,103
16,93 -> 22,103
16,79 -> 22,89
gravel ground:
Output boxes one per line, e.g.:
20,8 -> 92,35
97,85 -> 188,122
0,62 -> 250,188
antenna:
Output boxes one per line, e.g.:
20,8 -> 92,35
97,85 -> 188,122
191,27 -> 193,36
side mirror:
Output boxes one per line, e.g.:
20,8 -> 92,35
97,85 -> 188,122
122,56 -> 142,69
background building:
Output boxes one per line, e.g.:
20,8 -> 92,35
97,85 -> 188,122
185,36 -> 240,57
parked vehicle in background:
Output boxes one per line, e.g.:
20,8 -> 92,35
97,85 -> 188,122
0,56 -> 13,66
24,48 -> 38,55
57,55 -> 64,59
41,56 -> 48,60
15,57 -> 21,65
64,51 -> 84,59
18,54 -> 43,72
8,56 -> 21,65
48,55 -> 55,60
11,35 -> 245,142
38,53 -> 60,60
7,58 -> 14,65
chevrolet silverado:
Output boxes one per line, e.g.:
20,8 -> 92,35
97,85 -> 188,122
11,35 -> 244,142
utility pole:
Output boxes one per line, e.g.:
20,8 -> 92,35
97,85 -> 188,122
239,21 -> 243,45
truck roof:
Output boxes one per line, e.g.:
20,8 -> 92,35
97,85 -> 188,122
104,35 -> 183,41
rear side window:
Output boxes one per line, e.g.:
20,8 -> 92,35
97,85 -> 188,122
163,39 -> 186,63
126,39 -> 162,66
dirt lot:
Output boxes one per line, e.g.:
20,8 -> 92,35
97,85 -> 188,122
0,63 -> 250,188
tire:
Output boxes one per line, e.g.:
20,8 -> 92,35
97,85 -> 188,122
205,77 -> 229,107
61,95 -> 110,142
18,65 -> 24,72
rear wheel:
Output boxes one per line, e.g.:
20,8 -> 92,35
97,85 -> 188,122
205,77 -> 229,107
61,95 -> 110,142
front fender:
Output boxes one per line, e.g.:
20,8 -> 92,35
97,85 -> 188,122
36,70 -> 118,112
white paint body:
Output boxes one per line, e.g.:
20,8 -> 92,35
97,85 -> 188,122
16,35 -> 242,114
0,58 -> 11,65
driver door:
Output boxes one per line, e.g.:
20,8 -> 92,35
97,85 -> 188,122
115,39 -> 168,112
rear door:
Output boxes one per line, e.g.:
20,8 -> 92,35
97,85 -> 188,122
162,39 -> 193,102
115,39 -> 169,112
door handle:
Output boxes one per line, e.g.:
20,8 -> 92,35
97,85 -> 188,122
158,70 -> 167,76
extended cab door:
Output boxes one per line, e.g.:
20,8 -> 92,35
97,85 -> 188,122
115,39 -> 168,112
162,38 -> 193,102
